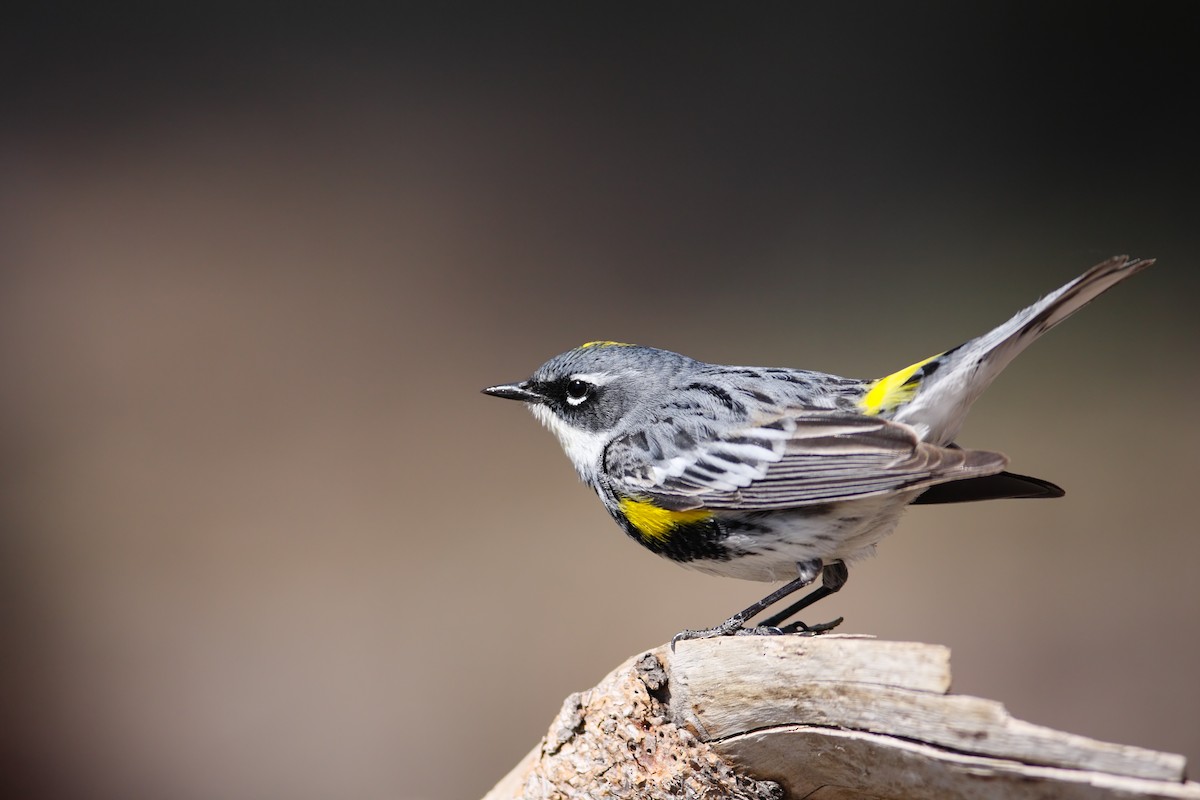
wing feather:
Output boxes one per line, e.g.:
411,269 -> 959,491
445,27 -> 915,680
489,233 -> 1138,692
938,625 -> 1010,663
604,411 -> 1007,510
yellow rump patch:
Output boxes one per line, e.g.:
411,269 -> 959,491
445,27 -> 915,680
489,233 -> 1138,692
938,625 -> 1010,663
618,497 -> 711,542
578,340 -> 633,349
860,353 -> 942,416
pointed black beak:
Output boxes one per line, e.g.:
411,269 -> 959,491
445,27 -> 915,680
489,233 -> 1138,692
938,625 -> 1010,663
482,381 -> 545,403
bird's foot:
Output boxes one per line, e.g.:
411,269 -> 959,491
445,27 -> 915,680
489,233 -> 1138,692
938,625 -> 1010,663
671,614 -> 789,649
734,624 -> 787,637
778,616 -> 844,635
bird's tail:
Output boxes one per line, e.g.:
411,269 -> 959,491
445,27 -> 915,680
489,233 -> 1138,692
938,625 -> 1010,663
861,255 -> 1155,443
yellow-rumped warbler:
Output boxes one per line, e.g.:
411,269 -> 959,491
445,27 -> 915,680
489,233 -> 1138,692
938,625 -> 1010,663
483,256 -> 1153,641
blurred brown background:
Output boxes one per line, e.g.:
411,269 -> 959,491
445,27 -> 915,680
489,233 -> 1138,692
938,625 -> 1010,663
3,5 -> 1198,799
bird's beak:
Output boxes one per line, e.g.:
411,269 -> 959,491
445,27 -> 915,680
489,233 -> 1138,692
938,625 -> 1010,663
482,381 -> 546,403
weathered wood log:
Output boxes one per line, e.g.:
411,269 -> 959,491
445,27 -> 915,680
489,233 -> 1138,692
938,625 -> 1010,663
483,635 -> 1198,799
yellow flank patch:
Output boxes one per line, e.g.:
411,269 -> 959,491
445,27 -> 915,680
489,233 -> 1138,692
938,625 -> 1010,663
618,497 -> 711,542
578,340 -> 633,349
860,353 -> 942,415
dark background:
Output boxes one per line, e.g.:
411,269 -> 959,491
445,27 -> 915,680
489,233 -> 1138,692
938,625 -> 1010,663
3,5 -> 1198,799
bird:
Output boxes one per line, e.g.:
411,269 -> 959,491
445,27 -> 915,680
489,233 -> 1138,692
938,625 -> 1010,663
482,255 -> 1154,641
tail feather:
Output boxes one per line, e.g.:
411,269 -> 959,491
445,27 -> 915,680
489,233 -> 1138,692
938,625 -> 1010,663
912,470 -> 1064,505
892,255 -> 1154,442
964,255 -> 1154,377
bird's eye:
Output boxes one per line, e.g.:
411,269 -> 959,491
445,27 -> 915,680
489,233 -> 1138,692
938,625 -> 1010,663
566,379 -> 591,405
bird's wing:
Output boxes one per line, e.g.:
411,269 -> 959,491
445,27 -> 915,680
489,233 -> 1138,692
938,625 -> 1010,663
604,410 -> 1007,510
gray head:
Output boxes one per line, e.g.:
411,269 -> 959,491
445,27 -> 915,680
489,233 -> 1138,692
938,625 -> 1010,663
483,341 -> 694,476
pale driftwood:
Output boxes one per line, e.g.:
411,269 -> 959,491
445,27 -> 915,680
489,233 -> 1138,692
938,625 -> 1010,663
483,635 -> 1198,800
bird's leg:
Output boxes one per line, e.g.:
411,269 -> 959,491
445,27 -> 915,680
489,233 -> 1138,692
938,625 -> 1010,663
671,559 -> 823,648
758,560 -> 848,632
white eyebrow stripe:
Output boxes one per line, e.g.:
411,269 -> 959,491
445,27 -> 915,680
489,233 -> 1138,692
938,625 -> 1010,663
569,371 -> 615,386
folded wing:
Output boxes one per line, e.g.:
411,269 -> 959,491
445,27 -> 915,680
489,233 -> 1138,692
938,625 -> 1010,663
605,411 -> 1008,510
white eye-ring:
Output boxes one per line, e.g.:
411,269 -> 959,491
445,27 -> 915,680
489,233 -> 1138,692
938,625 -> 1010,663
566,379 -> 591,406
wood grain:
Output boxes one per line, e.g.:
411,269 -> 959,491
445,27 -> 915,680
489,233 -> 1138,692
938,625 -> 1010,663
483,636 -> 1197,799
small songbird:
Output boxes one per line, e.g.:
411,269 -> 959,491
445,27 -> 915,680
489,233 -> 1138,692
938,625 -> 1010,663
483,256 -> 1153,641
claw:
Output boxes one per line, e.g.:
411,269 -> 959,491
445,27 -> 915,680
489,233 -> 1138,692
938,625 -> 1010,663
671,614 -> 750,649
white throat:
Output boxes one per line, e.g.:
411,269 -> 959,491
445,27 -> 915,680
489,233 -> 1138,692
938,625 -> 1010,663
529,404 -> 607,479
